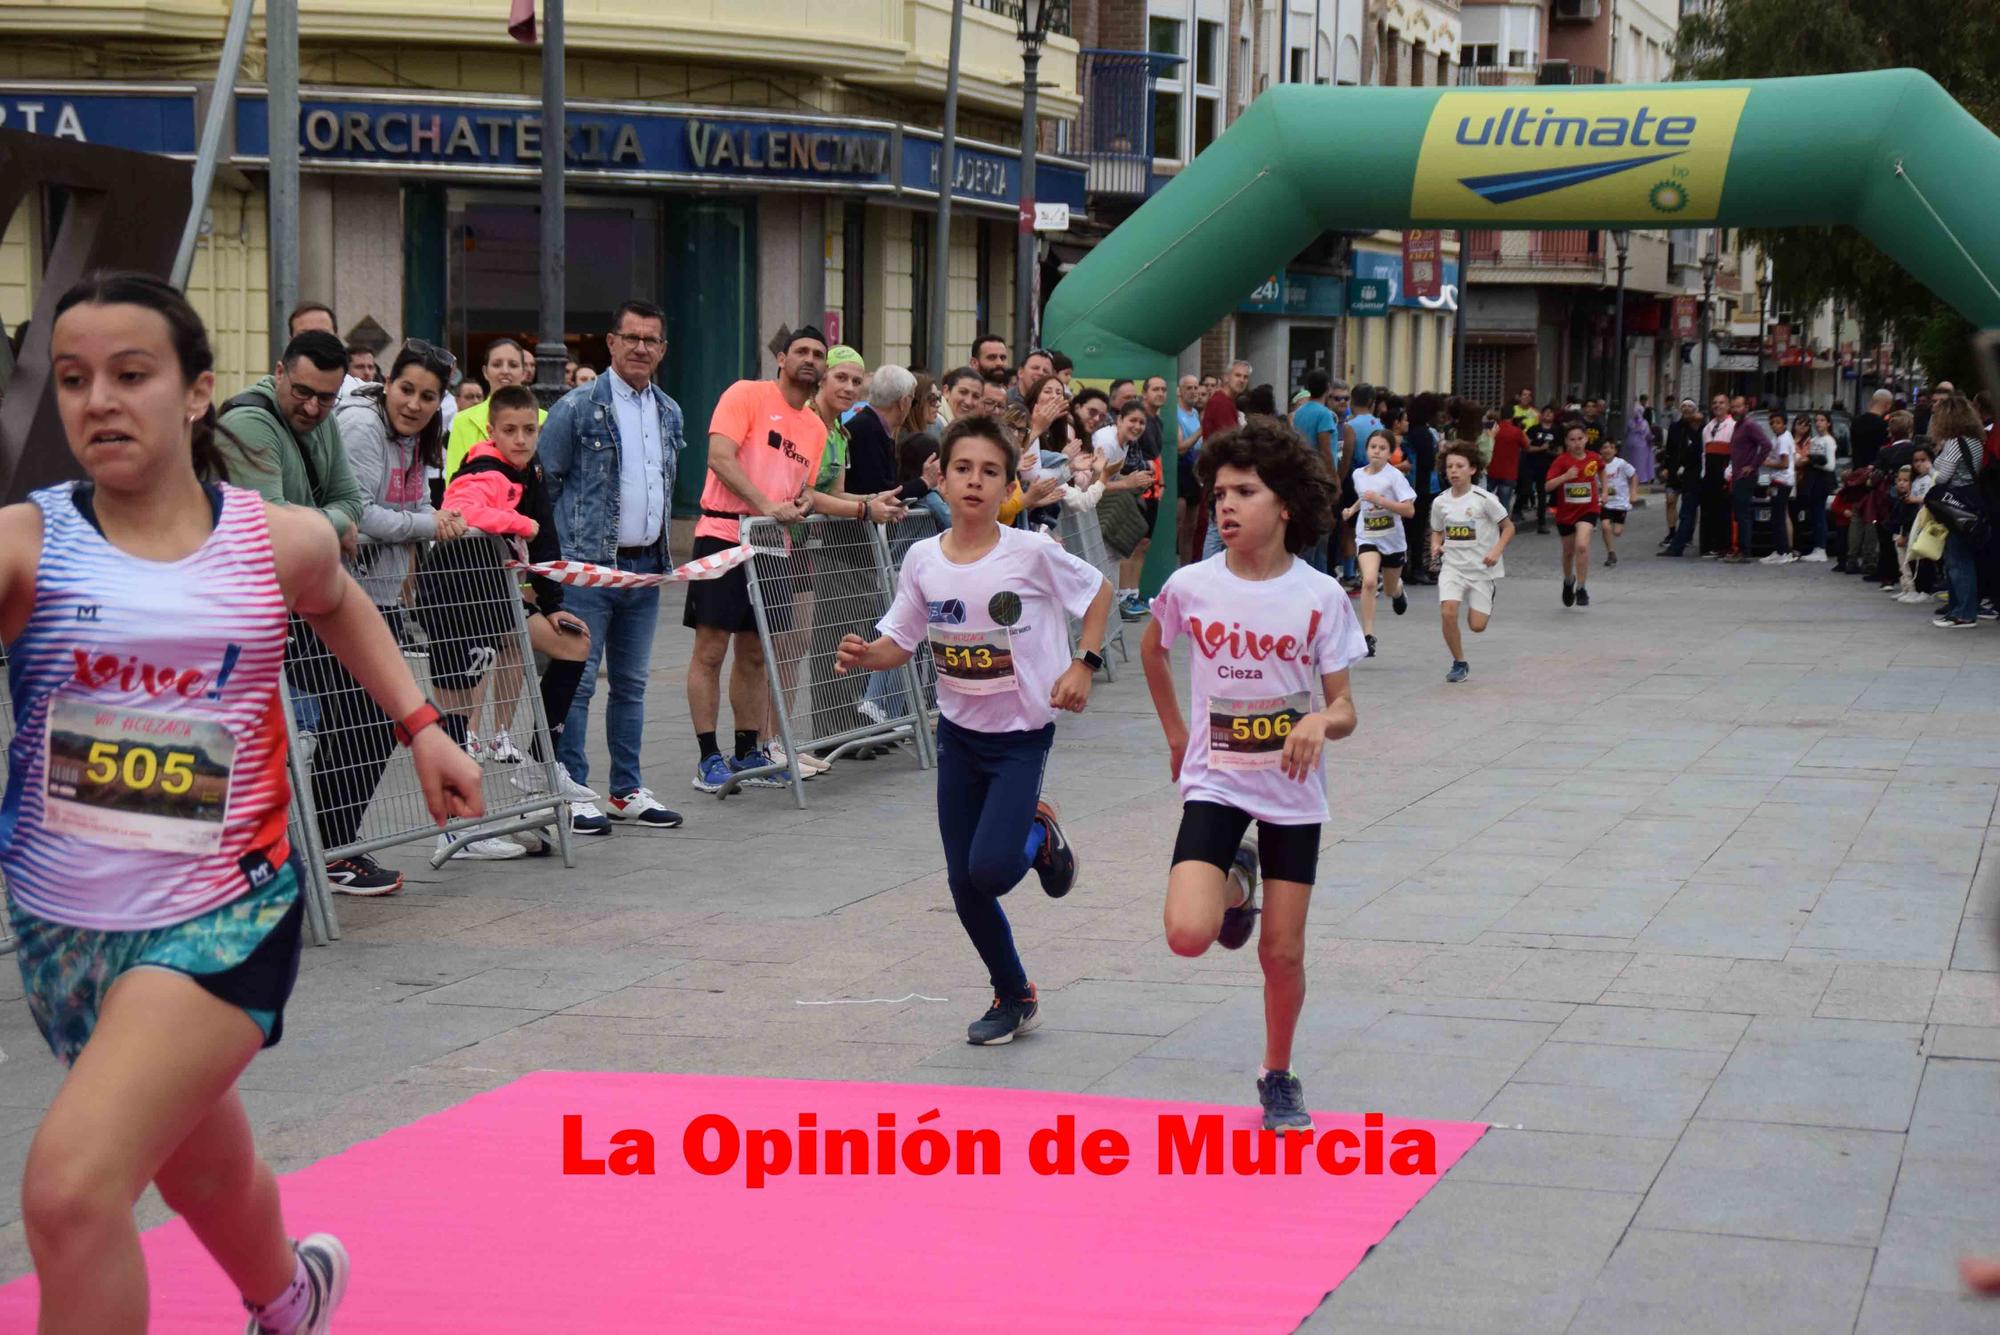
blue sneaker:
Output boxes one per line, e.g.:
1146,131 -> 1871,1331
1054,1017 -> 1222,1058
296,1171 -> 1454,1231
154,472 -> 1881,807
693,753 -> 733,794
1119,593 -> 1150,621
1446,660 -> 1470,683
732,748 -> 793,789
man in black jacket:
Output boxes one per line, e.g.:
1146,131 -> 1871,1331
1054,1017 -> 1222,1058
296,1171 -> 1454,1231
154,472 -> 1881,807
1658,398 -> 1705,553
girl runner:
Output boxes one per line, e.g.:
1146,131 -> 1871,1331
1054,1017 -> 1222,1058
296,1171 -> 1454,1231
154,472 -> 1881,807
1543,421 -> 1602,607
836,414 -> 1113,1045
1427,441 -> 1514,683
2,272 -> 482,1332
1595,437 -> 1637,567
1141,417 -> 1364,1132
1341,429 -> 1415,657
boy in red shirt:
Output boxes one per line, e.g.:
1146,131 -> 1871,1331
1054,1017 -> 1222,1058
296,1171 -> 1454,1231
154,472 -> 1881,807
1543,421 -> 1601,607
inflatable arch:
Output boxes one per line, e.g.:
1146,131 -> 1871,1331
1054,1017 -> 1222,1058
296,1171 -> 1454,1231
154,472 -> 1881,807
1040,70 -> 2000,591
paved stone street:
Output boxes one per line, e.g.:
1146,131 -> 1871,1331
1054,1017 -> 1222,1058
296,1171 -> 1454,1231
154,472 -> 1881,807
5,505 -> 1999,1332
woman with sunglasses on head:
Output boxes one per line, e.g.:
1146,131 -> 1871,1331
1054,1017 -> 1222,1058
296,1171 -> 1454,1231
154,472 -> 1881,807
2,271 -> 483,1333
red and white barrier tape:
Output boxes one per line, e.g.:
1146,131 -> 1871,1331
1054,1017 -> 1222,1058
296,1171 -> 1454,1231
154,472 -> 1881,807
504,543 -> 752,589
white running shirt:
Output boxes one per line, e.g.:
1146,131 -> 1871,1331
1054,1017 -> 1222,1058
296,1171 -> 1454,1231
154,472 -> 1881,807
1350,465 -> 1415,555
1600,457 -> 1637,509
1149,554 -> 1367,825
1430,485 -> 1510,578
878,525 -> 1107,734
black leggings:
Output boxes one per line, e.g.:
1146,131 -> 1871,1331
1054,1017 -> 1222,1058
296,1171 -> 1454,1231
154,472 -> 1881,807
935,715 -> 1051,1002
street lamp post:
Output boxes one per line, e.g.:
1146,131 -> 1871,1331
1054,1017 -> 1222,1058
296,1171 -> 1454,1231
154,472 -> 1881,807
1699,237 -> 1718,397
927,0 -> 966,376
1830,294 -> 1843,411
533,0 -> 568,405
1610,228 -> 1630,438
1013,0 -> 1055,362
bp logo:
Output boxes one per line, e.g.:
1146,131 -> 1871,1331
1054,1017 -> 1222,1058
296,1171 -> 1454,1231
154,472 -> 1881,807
1410,89 -> 1748,224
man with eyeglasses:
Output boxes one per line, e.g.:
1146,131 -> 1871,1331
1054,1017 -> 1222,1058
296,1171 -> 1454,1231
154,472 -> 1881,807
216,329 -> 367,554
540,299 -> 688,833
217,330 -> 395,892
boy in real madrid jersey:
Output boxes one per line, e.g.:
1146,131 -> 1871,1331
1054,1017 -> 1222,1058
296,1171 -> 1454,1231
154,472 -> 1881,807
837,415 -> 1113,1046
1428,441 -> 1515,683
1141,418 -> 1366,1133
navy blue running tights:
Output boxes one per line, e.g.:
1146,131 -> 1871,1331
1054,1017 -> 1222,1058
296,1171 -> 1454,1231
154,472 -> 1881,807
936,715 -> 1052,1003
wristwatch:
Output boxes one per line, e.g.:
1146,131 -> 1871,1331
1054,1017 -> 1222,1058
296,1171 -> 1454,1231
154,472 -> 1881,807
392,700 -> 444,747
1076,648 -> 1105,672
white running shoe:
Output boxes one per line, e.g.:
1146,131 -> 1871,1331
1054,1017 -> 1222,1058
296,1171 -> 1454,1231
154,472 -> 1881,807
1896,591 -> 1933,604
512,761 -> 601,803
438,832 -> 529,861
1801,551 -> 1829,562
465,728 -> 486,762
856,697 -> 889,725
244,1233 -> 348,1335
487,728 -> 525,764
1759,552 -> 1787,564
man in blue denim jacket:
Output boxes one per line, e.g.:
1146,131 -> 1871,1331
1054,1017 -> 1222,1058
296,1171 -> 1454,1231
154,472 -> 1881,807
538,299 -> 686,834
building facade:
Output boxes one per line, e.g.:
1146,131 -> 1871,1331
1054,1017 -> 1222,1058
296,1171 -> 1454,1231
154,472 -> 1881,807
0,0 -> 1086,504
1061,0 -> 1456,399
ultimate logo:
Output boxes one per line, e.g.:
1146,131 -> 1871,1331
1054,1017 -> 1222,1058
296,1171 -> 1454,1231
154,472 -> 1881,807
1410,88 -> 1749,223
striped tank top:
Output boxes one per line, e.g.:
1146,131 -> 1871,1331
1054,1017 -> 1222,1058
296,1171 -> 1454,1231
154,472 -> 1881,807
0,482 -> 292,930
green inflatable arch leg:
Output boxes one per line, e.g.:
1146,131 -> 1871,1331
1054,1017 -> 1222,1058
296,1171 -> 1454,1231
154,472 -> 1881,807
1044,70 -> 2000,595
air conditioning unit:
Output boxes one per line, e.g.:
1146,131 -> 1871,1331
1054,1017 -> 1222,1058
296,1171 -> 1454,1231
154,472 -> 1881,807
1552,0 -> 1602,22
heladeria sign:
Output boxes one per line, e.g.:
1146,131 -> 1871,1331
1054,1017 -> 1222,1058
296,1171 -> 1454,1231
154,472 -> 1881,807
1410,88 -> 1750,223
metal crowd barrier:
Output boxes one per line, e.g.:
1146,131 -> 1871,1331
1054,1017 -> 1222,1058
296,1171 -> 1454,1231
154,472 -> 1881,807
1055,506 -> 1131,677
284,534 -> 575,916
880,511 -> 944,716
737,514 -> 939,808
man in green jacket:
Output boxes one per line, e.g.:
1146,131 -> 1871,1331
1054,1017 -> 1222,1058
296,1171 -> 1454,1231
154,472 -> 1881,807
216,329 -> 367,550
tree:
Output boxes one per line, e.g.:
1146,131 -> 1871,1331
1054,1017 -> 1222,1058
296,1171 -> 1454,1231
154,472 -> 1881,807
1675,0 -> 2000,370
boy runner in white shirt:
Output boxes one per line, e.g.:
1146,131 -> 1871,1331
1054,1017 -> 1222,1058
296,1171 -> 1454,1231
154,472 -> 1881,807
1427,442 -> 1515,683
1141,418 -> 1366,1132
1595,438 -> 1638,567
1341,429 -> 1417,658
1759,409 -> 1798,564
838,416 -> 1114,1046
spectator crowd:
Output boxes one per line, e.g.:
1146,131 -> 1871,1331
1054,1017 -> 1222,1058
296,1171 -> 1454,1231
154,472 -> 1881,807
182,297 -> 2000,898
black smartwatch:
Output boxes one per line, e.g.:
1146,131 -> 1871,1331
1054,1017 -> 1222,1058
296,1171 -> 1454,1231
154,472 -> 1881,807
1076,648 -> 1105,672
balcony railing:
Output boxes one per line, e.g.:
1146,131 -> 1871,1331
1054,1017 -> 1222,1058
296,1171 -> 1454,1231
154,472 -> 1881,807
1457,65 -> 1541,88
1463,229 -> 1606,273
1076,48 -> 1172,197
1533,229 -> 1603,265
1535,62 -> 1609,85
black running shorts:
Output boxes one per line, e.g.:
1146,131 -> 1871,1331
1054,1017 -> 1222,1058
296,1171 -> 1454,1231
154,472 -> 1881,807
1171,800 -> 1321,886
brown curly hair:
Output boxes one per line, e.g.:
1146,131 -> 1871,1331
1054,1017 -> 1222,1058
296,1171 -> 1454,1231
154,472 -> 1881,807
1195,416 -> 1337,554
1439,439 -> 1482,475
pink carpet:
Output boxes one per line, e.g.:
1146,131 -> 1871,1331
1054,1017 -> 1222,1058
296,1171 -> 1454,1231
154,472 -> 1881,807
0,1072 -> 1482,1332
